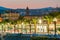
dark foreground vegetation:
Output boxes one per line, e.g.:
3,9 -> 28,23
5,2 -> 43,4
0,34 -> 60,40
31,36 -> 60,40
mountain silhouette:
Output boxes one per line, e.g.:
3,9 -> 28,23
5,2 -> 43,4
0,6 -> 60,15
0,6 -> 10,10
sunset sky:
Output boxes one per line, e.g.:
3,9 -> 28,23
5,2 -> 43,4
0,0 -> 60,9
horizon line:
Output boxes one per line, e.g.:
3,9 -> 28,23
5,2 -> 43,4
0,6 -> 59,9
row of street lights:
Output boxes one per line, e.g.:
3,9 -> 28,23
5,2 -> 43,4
0,18 -> 57,35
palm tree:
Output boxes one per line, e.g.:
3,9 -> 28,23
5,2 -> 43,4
18,16 -> 24,33
49,12 -> 60,36
10,20 -> 17,33
24,19 -> 32,34
1,20 -> 9,32
45,11 -> 60,35
32,17 -> 38,34
43,15 -> 53,35
23,19 -> 28,34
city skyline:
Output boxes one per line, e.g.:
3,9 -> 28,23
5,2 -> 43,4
0,0 -> 60,9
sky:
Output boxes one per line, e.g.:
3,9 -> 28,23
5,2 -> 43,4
0,0 -> 60,9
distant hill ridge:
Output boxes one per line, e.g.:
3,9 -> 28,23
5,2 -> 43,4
0,6 -> 60,15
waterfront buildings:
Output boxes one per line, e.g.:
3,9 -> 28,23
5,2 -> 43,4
0,7 -> 60,35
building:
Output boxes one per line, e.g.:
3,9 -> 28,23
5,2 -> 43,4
1,12 -> 20,21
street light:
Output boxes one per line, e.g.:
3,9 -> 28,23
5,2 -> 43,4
14,24 -> 16,33
1,24 -> 4,40
21,22 -> 24,34
38,19 -> 42,24
2,24 -> 4,32
7,23 -> 10,33
53,18 -> 57,36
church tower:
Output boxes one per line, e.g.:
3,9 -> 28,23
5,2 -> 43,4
26,6 -> 29,16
